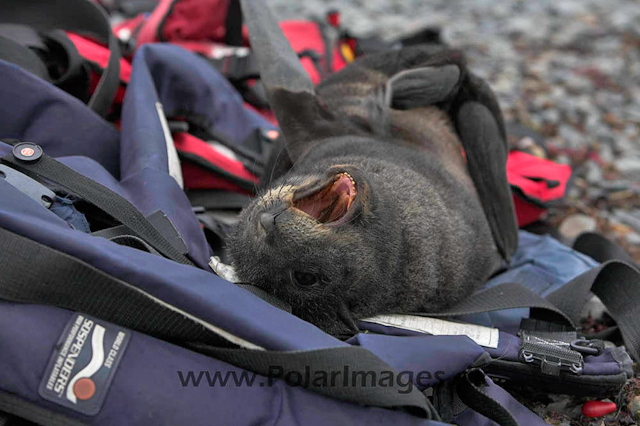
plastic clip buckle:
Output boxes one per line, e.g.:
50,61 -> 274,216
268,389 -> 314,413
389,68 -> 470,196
0,164 -> 55,209
519,332 -> 584,376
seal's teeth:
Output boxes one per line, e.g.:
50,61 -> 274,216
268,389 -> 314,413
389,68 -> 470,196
336,172 -> 356,186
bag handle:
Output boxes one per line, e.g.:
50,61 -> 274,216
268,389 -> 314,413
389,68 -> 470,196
0,0 -> 121,118
456,369 -> 519,426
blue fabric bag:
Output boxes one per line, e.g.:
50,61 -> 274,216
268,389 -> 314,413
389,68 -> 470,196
1,1 -> 639,425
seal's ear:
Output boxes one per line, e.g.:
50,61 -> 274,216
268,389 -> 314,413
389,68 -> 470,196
239,0 -> 349,162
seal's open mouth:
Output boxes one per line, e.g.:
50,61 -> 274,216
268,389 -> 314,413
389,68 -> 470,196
292,172 -> 357,223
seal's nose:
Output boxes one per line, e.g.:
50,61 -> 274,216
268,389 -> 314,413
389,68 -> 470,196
259,212 -> 276,233
259,204 -> 287,233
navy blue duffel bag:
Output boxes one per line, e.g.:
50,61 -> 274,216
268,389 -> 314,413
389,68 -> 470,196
1,1 -> 639,425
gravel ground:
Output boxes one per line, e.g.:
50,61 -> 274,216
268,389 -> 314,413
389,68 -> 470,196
268,1 -> 640,425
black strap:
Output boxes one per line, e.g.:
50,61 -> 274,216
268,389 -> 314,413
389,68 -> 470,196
189,342 -> 436,417
92,210 -> 189,256
109,235 -> 162,256
456,369 -> 519,426
0,227 -> 435,418
225,0 -> 244,47
2,147 -> 194,266
546,261 -> 640,361
45,29 -> 92,102
188,190 -> 252,210
0,0 -> 120,118
573,232 -> 638,267
0,33 -> 50,80
420,282 -> 574,327
209,53 -> 261,82
0,227 -> 219,345
0,390 -> 86,426
423,259 -> 640,362
0,24 -> 92,103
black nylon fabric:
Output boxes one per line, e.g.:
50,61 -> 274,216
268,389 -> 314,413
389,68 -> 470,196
0,0 -> 120,118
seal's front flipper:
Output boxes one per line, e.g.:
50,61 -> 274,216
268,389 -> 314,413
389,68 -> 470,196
455,98 -> 518,262
387,65 -> 460,110
389,63 -> 518,261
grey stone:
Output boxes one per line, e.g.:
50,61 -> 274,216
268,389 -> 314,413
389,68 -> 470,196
615,157 -> 640,177
626,232 -> 640,246
584,160 -> 604,184
599,142 -> 615,163
565,75 -> 594,92
614,209 -> 640,233
541,108 -> 560,124
613,136 -> 639,156
558,124 -> 585,149
559,214 -> 597,243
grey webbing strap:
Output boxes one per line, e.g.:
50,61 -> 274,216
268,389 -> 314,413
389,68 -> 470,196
546,261 -> 640,361
0,227 -> 220,345
0,390 -> 87,426
424,261 -> 640,362
573,232 -> 638,267
419,282 -> 574,326
455,369 -> 519,426
0,33 -> 49,80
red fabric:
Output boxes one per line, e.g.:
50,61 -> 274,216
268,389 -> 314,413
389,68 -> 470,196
507,151 -> 571,203
113,13 -> 146,43
181,163 -> 251,192
513,196 -> 547,227
135,0 -> 175,45
66,33 -> 132,84
162,0 -> 229,42
117,2 -> 344,81
173,132 -> 258,190
331,45 -> 347,72
135,0 -> 230,45
279,21 -> 326,84
507,151 -> 572,226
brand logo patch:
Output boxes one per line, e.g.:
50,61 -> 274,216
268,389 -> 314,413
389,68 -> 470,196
39,313 -> 130,415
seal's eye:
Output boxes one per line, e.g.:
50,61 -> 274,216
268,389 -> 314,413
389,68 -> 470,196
291,271 -> 320,288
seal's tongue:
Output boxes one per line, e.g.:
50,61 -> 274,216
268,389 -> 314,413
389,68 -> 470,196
293,173 -> 357,223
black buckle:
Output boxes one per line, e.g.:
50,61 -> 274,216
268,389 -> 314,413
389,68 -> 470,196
570,339 -> 605,356
222,54 -> 260,81
519,331 -> 584,376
